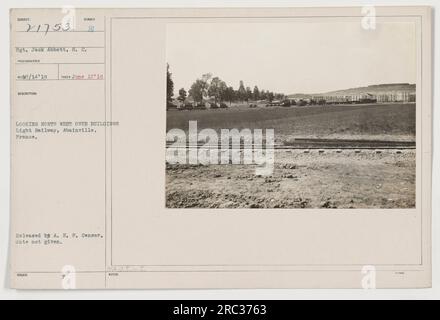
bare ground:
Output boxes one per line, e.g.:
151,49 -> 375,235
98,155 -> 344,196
166,149 -> 416,209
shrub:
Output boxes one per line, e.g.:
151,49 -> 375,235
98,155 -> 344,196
184,103 -> 194,110
195,103 -> 207,110
167,103 -> 178,110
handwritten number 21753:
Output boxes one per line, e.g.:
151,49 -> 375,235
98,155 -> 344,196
26,23 -> 72,35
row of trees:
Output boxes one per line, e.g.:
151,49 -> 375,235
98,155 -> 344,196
167,64 -> 285,107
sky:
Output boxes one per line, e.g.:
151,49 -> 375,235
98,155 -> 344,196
166,21 -> 416,95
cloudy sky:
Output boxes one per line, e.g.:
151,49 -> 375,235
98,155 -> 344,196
167,21 -> 416,95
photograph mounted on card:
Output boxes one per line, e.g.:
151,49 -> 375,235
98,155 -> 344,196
10,6 -> 432,289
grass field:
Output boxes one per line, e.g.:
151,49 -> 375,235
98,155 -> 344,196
167,103 -> 416,143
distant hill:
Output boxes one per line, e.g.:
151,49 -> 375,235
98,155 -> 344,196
288,83 -> 416,98
287,93 -> 314,99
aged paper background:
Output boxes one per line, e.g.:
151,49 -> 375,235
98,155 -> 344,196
9,7 -> 432,289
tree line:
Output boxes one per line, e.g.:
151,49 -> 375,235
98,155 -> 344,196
167,64 -> 286,107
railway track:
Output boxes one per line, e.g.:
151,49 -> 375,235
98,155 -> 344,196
166,138 -> 416,150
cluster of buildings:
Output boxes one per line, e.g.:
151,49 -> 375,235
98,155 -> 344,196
168,87 -> 416,110
169,96 -> 228,110
308,91 -> 416,105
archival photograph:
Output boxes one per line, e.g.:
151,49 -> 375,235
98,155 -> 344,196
165,21 -> 416,209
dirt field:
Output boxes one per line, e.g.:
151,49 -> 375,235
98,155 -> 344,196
166,149 -> 416,209
166,103 -> 416,209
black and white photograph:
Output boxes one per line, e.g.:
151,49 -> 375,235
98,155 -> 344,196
3,3 -> 436,296
165,21 -> 417,209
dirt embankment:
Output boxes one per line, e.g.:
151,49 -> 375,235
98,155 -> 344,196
166,149 -> 416,209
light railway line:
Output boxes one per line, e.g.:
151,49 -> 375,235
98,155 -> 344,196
166,138 -> 416,150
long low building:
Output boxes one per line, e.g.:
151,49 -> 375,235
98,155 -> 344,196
310,91 -> 416,104
376,91 -> 416,103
